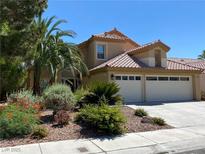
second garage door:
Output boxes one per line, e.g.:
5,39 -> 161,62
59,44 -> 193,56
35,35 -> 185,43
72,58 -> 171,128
145,76 -> 193,102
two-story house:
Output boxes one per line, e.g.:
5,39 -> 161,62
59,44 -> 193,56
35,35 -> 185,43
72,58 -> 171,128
78,28 -> 202,103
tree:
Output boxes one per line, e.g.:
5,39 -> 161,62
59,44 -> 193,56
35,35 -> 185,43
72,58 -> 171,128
0,0 -> 47,100
198,50 -> 205,60
31,15 -> 88,94
47,33 -> 88,84
0,0 -> 47,56
0,0 -> 47,31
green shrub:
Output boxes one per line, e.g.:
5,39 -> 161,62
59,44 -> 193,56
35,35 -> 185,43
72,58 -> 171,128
152,117 -> 166,126
8,90 -> 42,103
75,103 -> 126,135
74,87 -> 90,107
31,126 -> 48,139
135,108 -> 148,117
43,84 -> 76,112
82,81 -> 122,107
0,58 -> 27,100
0,104 -> 39,139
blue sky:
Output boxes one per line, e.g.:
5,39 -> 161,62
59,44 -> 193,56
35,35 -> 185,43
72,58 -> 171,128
44,1 -> 205,58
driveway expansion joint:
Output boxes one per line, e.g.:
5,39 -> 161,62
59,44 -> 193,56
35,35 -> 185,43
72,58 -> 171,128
89,139 -> 107,154
38,143 -> 43,154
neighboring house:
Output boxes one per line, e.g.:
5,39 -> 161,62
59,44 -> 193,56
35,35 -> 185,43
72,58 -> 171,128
79,28 -> 203,103
169,58 -> 205,93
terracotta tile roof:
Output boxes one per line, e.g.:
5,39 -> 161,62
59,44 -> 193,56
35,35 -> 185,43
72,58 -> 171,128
93,28 -> 129,40
79,28 -> 140,47
90,53 -> 201,72
127,40 -> 170,55
170,58 -> 205,73
93,33 -> 128,40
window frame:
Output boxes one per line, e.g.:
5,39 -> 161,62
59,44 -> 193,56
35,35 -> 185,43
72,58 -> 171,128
135,76 -> 141,80
146,76 -> 158,81
122,76 -> 128,80
115,76 -> 121,80
96,44 -> 106,60
180,77 -> 190,81
129,76 -> 135,80
158,76 -> 169,81
170,77 -> 179,81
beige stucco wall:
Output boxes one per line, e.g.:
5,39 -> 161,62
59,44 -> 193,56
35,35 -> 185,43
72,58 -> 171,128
80,40 -> 136,69
200,74 -> 205,92
134,47 -> 167,67
93,40 -> 136,67
192,74 -> 201,101
82,71 -> 109,86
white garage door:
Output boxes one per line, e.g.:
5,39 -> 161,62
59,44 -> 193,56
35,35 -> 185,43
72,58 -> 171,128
146,76 -> 193,102
114,75 -> 142,103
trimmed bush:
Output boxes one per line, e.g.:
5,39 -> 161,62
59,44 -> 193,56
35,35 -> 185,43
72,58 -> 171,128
43,84 -> 76,112
82,81 -> 122,107
75,104 -> 126,135
135,108 -> 148,117
152,117 -> 166,126
31,126 -> 48,139
0,104 -> 39,139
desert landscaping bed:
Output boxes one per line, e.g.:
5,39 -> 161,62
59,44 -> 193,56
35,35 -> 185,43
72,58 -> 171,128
0,106 -> 172,147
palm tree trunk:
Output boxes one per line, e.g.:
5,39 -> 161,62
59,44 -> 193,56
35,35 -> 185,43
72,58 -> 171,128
33,62 -> 41,95
54,68 -> 58,83
49,69 -> 58,85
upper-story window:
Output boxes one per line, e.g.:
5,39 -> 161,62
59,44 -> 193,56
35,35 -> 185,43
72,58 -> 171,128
97,44 -> 106,59
155,50 -> 161,67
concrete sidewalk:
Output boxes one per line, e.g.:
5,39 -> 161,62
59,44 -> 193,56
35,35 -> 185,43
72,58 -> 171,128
1,125 -> 205,154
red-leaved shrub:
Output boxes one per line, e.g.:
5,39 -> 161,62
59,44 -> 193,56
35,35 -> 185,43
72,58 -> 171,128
54,110 -> 70,125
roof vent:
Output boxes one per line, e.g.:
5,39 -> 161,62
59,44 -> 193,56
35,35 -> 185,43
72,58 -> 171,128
180,59 -> 184,62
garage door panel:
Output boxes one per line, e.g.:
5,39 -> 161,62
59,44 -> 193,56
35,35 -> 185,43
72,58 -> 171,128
117,81 -> 142,103
146,76 -> 193,102
114,74 -> 142,103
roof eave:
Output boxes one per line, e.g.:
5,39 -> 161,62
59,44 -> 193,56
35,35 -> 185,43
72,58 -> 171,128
128,41 -> 170,55
90,66 -> 201,74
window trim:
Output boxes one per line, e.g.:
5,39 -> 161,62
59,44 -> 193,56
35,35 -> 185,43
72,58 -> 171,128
96,44 -> 106,60
170,77 -> 179,81
122,76 -> 128,80
158,76 -> 169,81
115,76 -> 121,80
180,77 -> 190,81
146,76 -> 158,81
129,76 -> 135,80
135,76 -> 141,80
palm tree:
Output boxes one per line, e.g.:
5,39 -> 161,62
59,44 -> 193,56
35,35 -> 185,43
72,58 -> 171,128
47,32 -> 88,84
198,50 -> 205,60
31,14 -> 88,94
31,15 -> 69,94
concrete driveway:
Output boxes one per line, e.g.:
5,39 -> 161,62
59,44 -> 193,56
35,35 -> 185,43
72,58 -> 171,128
128,101 -> 205,128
